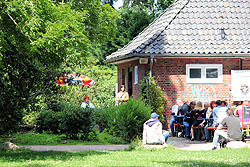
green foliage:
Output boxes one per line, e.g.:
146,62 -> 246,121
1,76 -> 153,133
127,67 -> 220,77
95,129 -> 126,144
140,77 -> 166,123
92,108 -> 110,132
22,111 -> 39,125
123,0 -> 175,17
36,104 -> 92,140
128,136 -> 144,151
93,6 -> 154,63
91,98 -> 151,142
0,0 -> 119,135
105,98 -> 152,142
54,63 -> 117,108
0,131 -> 126,145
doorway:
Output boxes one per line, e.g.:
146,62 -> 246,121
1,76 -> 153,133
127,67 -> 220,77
128,67 -> 133,96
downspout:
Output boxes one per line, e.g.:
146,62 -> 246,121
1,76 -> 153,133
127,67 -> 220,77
149,54 -> 154,85
148,54 -> 154,106
239,58 -> 242,70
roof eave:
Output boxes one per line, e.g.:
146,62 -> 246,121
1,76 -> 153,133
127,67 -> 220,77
106,53 -> 250,64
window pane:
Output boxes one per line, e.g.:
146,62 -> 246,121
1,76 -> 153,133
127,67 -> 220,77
206,68 -> 218,78
134,66 -> 138,84
190,69 -> 201,78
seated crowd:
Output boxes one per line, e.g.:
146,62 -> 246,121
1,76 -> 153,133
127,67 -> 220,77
142,98 -> 248,149
169,99 -> 249,145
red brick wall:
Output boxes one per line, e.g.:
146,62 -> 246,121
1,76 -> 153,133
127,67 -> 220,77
242,58 -> 250,69
117,60 -> 150,99
117,57 -> 250,129
152,58 -> 250,128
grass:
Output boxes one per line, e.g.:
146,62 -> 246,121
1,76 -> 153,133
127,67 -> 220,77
0,132 -> 126,145
0,146 -> 249,166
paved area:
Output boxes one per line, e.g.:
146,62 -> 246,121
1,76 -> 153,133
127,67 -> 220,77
21,138 -> 250,151
168,137 -> 250,151
22,145 -> 129,151
168,137 -> 214,150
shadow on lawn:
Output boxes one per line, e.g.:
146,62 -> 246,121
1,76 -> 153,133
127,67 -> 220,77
0,149 -> 109,162
155,160 -> 249,167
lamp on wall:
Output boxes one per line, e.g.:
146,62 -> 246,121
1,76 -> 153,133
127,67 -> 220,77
139,58 -> 148,64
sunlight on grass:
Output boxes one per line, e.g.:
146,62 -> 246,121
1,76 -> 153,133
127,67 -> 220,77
0,147 -> 249,167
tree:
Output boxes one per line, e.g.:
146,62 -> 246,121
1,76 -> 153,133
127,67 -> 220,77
123,0 -> 175,17
94,6 -> 154,64
0,0 -> 118,135
140,77 -> 166,123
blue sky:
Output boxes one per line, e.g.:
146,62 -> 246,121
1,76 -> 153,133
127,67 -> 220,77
114,0 -> 123,9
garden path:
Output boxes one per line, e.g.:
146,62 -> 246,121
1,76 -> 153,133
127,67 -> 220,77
21,138 -> 249,151
22,145 -> 129,151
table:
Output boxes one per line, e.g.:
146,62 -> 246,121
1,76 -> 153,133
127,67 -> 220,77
197,118 -> 213,121
173,115 -> 184,118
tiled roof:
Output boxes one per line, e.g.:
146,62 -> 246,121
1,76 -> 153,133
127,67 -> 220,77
106,0 -> 250,63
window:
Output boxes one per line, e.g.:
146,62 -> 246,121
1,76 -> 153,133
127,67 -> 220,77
122,68 -> 126,86
186,64 -> 223,83
134,66 -> 138,84
206,68 -> 218,78
190,68 -> 201,78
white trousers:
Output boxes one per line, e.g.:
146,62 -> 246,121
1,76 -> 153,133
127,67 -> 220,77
212,130 -> 233,147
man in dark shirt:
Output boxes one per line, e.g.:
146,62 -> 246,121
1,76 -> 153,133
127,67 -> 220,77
212,108 -> 242,150
182,101 -> 196,139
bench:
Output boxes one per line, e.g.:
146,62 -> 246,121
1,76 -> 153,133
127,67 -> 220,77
192,126 -> 204,140
241,125 -> 250,136
205,127 -> 227,141
19,125 -> 36,133
173,123 -> 184,137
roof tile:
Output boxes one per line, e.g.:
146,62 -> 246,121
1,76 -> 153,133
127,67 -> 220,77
107,0 -> 250,62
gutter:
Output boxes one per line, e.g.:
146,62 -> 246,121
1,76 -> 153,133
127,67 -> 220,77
106,53 -> 250,64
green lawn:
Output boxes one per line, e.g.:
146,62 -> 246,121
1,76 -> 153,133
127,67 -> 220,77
0,132 -> 126,145
0,147 -> 249,167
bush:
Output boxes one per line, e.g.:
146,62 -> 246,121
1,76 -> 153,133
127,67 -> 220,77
36,103 -> 92,140
105,98 -> 151,142
91,107 -> 110,132
36,99 -> 151,142
0,109 -> 24,136
96,129 -> 126,144
140,77 -> 166,123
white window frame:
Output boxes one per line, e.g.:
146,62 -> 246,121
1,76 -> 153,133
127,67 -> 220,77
134,66 -> 138,84
186,64 -> 223,83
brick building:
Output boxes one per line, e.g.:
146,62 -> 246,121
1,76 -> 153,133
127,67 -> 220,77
106,0 -> 250,127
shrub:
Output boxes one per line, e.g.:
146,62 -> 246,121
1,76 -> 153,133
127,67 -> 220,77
22,111 -> 40,126
91,107 -> 110,132
106,98 -> 151,142
140,76 -> 166,123
96,129 -> 126,144
36,103 -> 92,140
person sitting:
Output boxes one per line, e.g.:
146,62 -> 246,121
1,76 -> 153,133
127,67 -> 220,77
190,101 -> 206,141
81,96 -> 95,109
169,98 -> 182,136
143,113 -> 169,147
116,85 -> 129,105
221,101 -> 227,107
212,108 -> 242,150
212,100 -> 227,127
182,101 -> 196,139
234,100 -> 250,125
203,101 -> 216,142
